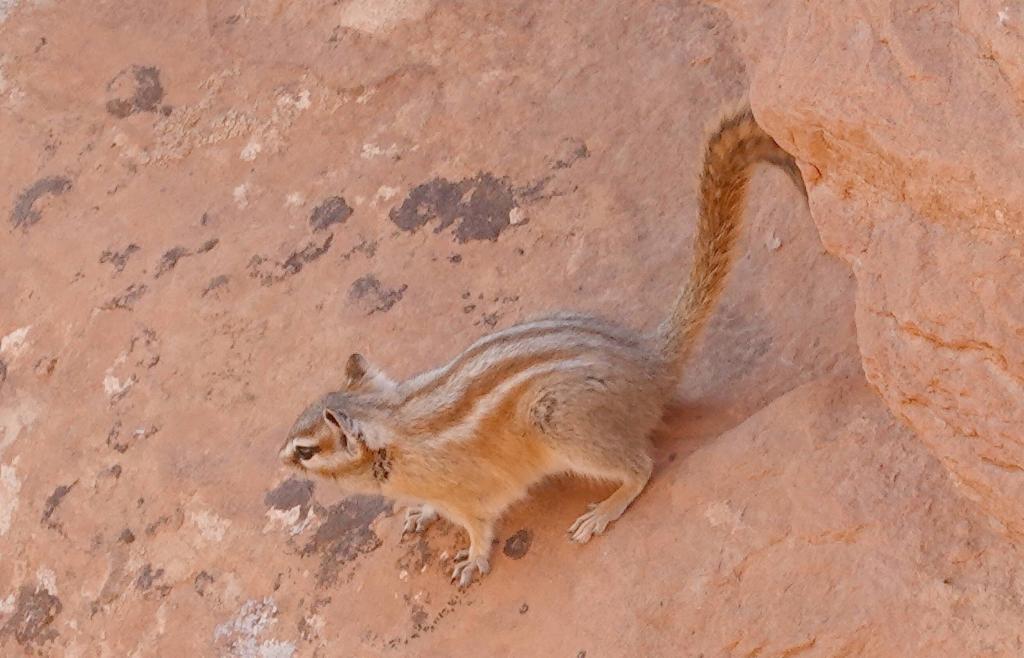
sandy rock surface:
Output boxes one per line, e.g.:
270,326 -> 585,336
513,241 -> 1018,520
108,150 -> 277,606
1,1 -> 1021,656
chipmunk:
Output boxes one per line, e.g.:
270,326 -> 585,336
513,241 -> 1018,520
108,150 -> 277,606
278,104 -> 806,587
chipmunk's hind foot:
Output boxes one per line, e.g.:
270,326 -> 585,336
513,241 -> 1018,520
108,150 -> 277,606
568,468 -> 651,543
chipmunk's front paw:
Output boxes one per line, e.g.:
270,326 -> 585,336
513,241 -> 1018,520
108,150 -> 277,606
402,505 -> 439,535
450,549 -> 490,588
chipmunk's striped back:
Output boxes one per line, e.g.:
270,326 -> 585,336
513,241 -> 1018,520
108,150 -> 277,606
391,313 -> 660,440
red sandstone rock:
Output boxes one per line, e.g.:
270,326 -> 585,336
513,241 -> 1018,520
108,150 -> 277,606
1,1 -> 1021,655
715,0 -> 1024,539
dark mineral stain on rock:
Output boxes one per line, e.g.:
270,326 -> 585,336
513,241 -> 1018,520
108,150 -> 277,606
10,176 -> 72,230
250,235 -> 334,286
348,274 -> 407,315
33,356 -> 57,377
513,176 -> 551,205
193,570 -> 215,596
503,528 -> 533,559
400,536 -> 433,573
0,359 -> 7,387
202,274 -> 230,297
410,604 -> 429,629
298,596 -> 331,641
99,244 -> 140,273
336,237 -> 377,263
145,508 -> 184,537
552,139 -> 589,169
0,585 -> 62,650
196,238 -> 219,253
41,481 -> 76,529
310,196 -> 353,232
105,65 -> 165,117
284,235 -> 333,275
102,283 -> 148,311
135,563 -> 165,591
106,420 -> 158,451
107,421 -> 128,452
154,246 -> 188,278
265,477 -> 315,522
390,172 -> 517,243
302,495 -> 392,587
154,240 -> 218,279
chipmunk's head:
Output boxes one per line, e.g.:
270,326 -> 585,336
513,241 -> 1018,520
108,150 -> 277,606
279,353 -> 395,482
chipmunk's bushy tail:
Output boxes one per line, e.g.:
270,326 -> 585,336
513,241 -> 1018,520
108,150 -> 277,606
657,104 -> 806,380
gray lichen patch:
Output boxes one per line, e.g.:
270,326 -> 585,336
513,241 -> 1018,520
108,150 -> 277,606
214,597 -> 295,658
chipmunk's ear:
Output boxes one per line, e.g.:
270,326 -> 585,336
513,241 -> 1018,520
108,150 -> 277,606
322,407 -> 347,430
344,353 -> 396,393
344,353 -> 369,389
322,407 -> 360,450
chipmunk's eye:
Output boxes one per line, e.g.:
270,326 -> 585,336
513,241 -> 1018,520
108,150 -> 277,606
295,445 -> 320,461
